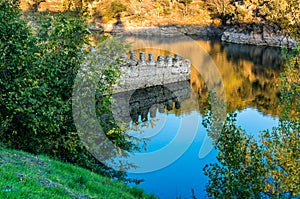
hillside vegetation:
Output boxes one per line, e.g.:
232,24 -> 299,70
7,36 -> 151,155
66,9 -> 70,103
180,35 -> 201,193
22,0 -> 299,30
0,147 -> 157,199
1,0 -> 136,183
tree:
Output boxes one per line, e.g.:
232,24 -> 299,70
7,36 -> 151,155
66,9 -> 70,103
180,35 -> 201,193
203,113 -> 267,198
178,0 -> 192,16
260,0 -> 288,23
108,0 -> 128,18
205,0 -> 235,25
203,45 -> 300,198
0,0 -> 136,182
61,0 -> 91,12
280,0 -> 300,39
25,0 -> 46,11
262,46 -> 299,197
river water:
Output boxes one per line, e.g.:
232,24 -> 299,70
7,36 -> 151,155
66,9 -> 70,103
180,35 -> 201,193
114,35 -> 283,198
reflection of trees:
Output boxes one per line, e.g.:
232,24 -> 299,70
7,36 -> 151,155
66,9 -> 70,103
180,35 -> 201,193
203,113 -> 267,198
222,43 -> 283,68
190,41 -> 282,117
203,47 -> 299,198
262,47 -> 300,196
122,37 -> 283,117
262,121 -> 299,197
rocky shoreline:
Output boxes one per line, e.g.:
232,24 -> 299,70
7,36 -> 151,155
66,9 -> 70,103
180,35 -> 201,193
91,23 -> 297,48
221,24 -> 296,48
91,23 -> 223,38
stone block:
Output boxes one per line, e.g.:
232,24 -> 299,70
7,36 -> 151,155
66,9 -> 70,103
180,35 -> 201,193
130,51 -> 137,61
128,66 -> 139,78
165,55 -> 172,66
114,51 -> 190,93
148,53 -> 155,65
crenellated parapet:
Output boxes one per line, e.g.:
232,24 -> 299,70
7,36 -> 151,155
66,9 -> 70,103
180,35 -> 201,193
114,52 -> 190,93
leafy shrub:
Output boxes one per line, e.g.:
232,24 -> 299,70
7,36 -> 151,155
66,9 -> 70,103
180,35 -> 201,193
203,46 -> 300,198
0,0 -> 135,182
203,113 -> 267,198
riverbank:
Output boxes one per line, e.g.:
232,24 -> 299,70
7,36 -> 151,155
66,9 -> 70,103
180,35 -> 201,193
20,0 -> 298,48
221,23 -> 296,48
0,147 -> 157,199
91,23 -> 223,38
93,22 -> 297,48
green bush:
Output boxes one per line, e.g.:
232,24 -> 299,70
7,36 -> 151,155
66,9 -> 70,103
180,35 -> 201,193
0,3 -> 88,159
203,47 -> 300,198
0,0 -> 135,182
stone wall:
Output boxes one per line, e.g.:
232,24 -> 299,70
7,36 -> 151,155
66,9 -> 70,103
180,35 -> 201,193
113,52 -> 190,93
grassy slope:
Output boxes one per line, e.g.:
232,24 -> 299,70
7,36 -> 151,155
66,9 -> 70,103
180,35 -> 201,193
0,148 -> 157,199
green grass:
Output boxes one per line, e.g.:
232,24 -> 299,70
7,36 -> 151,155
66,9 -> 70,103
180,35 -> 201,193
0,147 -> 157,199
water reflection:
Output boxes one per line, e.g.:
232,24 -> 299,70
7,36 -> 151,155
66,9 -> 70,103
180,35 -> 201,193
119,35 -> 283,117
112,81 -> 190,125
112,35 -> 284,198
203,48 -> 299,198
205,42 -> 282,116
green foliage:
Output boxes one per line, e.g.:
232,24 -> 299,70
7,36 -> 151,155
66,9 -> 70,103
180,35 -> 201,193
203,113 -> 267,198
0,147 -> 157,199
153,0 -> 171,17
0,0 -> 39,137
203,46 -> 300,198
61,0 -> 91,12
72,37 -> 141,172
203,20 -> 299,196
0,6 -> 88,157
203,0 -> 300,27
280,47 -> 300,120
262,121 -> 299,197
261,46 -> 300,197
0,0 -> 136,182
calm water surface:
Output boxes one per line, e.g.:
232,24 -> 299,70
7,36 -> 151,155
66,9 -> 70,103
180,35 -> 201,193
116,35 -> 282,198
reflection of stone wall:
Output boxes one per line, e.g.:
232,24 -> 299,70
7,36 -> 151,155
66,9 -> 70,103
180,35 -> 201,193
112,81 -> 190,124
114,52 -> 190,93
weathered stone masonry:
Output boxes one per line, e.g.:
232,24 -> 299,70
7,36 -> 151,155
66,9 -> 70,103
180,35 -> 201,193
113,52 -> 191,93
